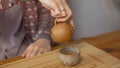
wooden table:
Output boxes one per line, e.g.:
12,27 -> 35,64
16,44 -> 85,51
73,30 -> 120,59
0,42 -> 120,68
0,29 -> 120,66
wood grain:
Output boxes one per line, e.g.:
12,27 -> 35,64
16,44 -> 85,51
73,30 -> 120,59
0,42 -> 120,68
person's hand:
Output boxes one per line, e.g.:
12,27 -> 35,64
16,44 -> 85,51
50,0 -> 72,22
39,0 -> 75,29
51,0 -> 75,29
22,39 -> 51,58
39,0 -> 72,21
39,0 -> 61,16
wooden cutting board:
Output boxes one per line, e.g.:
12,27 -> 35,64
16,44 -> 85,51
0,42 -> 120,68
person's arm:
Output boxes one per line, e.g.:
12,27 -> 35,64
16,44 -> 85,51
22,1 -> 55,58
34,1 -> 55,42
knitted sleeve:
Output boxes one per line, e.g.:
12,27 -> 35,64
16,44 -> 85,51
23,0 -> 54,42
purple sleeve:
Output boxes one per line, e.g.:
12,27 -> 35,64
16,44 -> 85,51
34,2 -> 55,42
23,1 -> 54,43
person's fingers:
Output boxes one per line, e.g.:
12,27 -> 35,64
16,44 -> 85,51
43,48 -> 48,53
25,46 -> 34,58
22,48 -> 29,57
51,9 -> 57,17
30,46 -> 39,57
69,19 -> 75,30
37,51 -> 42,56
57,0 -> 72,22
22,50 -> 27,57
51,4 -> 61,16
40,0 -> 61,16
37,48 -> 44,55
53,0 -> 66,17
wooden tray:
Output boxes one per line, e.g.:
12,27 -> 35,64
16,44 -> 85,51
0,42 -> 120,68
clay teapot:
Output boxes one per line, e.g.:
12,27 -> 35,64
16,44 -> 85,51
51,19 -> 74,43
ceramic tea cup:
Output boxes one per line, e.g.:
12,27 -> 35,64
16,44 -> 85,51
59,46 -> 80,66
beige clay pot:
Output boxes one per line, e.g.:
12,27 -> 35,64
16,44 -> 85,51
51,19 -> 74,43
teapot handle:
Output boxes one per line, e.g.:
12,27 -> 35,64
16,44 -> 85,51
54,18 -> 74,32
54,18 -> 67,25
54,18 -> 58,26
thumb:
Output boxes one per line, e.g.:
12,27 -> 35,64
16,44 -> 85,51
69,19 -> 75,30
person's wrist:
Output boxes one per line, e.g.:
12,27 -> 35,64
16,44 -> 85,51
35,38 -> 51,51
36,38 -> 51,45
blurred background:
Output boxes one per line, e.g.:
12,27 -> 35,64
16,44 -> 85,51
68,0 -> 120,40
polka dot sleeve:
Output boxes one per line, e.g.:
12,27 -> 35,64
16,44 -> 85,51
23,1 -> 55,42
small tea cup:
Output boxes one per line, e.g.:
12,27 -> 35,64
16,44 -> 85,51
59,46 -> 80,66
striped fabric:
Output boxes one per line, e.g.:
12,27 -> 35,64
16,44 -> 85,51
0,0 -> 54,42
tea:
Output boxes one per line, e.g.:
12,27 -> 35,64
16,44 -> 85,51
62,50 -> 76,55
